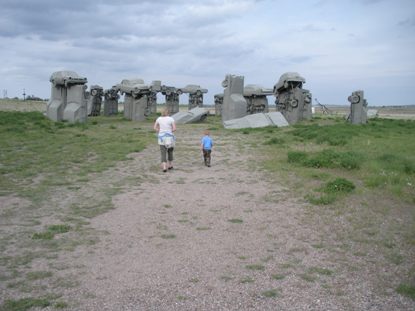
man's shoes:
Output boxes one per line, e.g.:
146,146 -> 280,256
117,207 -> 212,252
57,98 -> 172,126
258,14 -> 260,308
168,167 -> 173,170
163,169 -> 167,173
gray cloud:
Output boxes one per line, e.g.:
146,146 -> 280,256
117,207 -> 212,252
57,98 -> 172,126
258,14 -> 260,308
1,0 -> 414,106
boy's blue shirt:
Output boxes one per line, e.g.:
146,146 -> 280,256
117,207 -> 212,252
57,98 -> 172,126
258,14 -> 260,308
201,135 -> 213,150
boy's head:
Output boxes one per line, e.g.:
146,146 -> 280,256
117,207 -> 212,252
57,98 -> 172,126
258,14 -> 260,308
204,130 -> 210,136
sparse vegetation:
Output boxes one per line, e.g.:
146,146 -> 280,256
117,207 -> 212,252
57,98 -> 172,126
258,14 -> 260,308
1,297 -> 50,311
245,264 -> 265,271
228,218 -> 243,224
396,283 -> 415,300
261,289 -> 279,298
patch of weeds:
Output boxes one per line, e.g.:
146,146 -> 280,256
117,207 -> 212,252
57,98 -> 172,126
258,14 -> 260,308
246,264 -> 265,271
386,252 -> 404,265
240,277 -> 255,283
228,218 -> 243,224
54,301 -> 69,309
32,224 -> 71,240
53,277 -> 80,289
377,153 -> 415,175
261,255 -> 273,263
308,267 -> 334,276
26,271 -> 53,280
289,149 -> 362,170
220,275 -> 234,282
287,151 -> 308,164
264,137 -> 285,145
323,178 -> 355,194
160,234 -> 176,239
353,251 -> 367,257
261,289 -> 279,298
311,243 -> 325,249
307,193 -> 336,205
272,274 -> 285,280
1,297 -> 51,311
299,273 -> 317,282
196,227 -> 211,231
238,256 -> 248,260
176,295 -> 187,301
337,152 -> 362,170
308,178 -> 355,205
32,231 -> 54,240
163,204 -> 173,209
189,278 -> 199,283
396,283 -> 415,300
288,247 -> 306,254
279,262 -> 295,270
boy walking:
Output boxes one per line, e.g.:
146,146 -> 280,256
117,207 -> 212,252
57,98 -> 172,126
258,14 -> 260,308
200,130 -> 213,167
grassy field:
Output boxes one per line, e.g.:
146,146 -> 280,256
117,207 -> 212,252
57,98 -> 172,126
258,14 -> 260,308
0,103 -> 414,308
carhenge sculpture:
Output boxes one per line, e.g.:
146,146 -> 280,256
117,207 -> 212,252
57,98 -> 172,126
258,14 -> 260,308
214,93 -> 224,116
244,84 -> 274,114
221,74 -> 247,122
47,71 -> 88,123
103,86 -> 120,116
347,90 -> 368,124
117,79 -> 151,121
273,72 -> 312,124
161,85 -> 180,114
148,80 -> 161,114
177,85 -> 208,110
87,85 -> 104,116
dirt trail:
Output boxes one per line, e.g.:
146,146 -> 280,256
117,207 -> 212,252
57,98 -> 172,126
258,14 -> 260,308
51,125 -> 413,311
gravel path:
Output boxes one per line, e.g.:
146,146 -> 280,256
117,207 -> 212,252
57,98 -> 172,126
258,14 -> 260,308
46,124 -> 414,311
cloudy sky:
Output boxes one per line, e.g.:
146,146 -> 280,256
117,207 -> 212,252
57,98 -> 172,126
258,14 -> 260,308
1,0 -> 414,106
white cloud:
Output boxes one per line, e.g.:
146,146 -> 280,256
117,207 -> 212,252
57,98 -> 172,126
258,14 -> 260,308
0,0 -> 414,105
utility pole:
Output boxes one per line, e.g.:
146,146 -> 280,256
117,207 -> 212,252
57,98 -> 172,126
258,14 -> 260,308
23,89 -> 26,101
2,89 -> 6,98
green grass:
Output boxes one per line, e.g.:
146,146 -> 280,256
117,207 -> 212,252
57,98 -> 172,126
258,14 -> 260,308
288,149 -> 362,170
323,178 -> 355,194
240,277 -> 255,283
308,267 -> 334,276
245,264 -> 265,271
228,218 -> 243,224
32,224 -> 72,240
0,111 -> 153,197
160,234 -> 176,239
0,297 -> 50,311
271,274 -> 286,280
396,283 -> 415,300
261,289 -> 279,298
26,271 -> 53,280
263,118 -> 415,201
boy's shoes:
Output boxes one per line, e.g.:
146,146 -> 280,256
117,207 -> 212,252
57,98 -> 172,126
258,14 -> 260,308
163,169 -> 167,173
168,167 -> 173,170
207,164 -> 211,167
